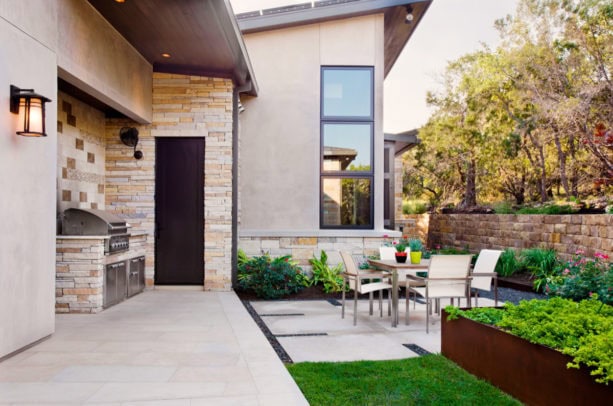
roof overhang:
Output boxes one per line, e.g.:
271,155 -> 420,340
237,0 -> 432,77
385,129 -> 420,156
87,0 -> 258,95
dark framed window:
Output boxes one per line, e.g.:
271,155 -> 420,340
320,66 -> 374,229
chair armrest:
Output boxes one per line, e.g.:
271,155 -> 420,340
471,272 -> 497,277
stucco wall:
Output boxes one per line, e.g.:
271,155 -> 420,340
56,0 -> 152,123
428,214 -> 613,260
239,14 -> 385,235
0,3 -> 58,358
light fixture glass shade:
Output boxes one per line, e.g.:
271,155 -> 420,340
17,97 -> 45,136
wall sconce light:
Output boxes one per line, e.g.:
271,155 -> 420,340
405,5 -> 414,24
10,85 -> 51,137
119,127 -> 143,160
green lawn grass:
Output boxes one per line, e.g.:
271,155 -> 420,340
287,354 -> 520,405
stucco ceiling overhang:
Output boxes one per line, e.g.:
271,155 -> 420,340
237,0 -> 432,77
87,0 -> 258,96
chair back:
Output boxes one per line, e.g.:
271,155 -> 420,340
340,251 -> 360,291
426,255 -> 472,297
379,246 -> 396,260
471,249 -> 502,291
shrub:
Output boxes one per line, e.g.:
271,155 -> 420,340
308,250 -> 345,293
402,200 -> 428,215
516,204 -> 576,214
493,201 -> 514,214
237,253 -> 307,299
446,297 -> 613,384
544,251 -> 612,305
521,247 -> 558,290
495,248 -> 522,277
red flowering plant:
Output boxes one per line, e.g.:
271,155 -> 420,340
544,250 -> 613,305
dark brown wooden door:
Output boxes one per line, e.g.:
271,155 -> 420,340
155,138 -> 205,285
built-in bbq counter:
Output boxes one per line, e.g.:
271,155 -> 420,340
55,232 -> 147,313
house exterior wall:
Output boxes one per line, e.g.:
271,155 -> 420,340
239,14 -> 386,235
0,1 -> 58,359
105,73 -> 234,290
56,0 -> 152,123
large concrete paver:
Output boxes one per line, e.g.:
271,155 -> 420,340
251,296 -> 498,363
0,291 -> 307,405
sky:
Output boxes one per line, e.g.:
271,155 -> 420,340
230,0 -> 519,132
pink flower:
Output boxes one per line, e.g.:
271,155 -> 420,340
563,269 -> 570,275
589,292 -> 593,297
594,252 -> 609,260
435,244 -> 441,250
392,241 -> 397,245
382,234 -> 389,238
575,249 -> 585,255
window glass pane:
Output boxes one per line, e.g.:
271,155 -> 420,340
322,178 -> 372,227
323,68 -> 372,118
323,124 -> 371,172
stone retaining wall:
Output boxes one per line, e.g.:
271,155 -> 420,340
427,214 -> 613,259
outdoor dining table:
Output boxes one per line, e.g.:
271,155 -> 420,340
367,258 -> 430,327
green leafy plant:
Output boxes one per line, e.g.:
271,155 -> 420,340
408,238 -> 423,252
493,201 -> 515,214
395,242 -> 408,253
495,248 -> 522,277
237,253 -> 306,299
516,204 -> 576,215
308,250 -> 345,293
446,297 -> 613,384
521,247 -> 558,290
402,200 -> 428,215
544,251 -> 612,305
237,248 -> 249,266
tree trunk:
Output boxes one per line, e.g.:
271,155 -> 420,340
459,158 -> 477,208
552,125 -> 571,199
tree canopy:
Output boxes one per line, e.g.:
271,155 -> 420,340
404,0 -> 612,208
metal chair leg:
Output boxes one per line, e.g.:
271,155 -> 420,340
353,288 -> 358,326
341,284 -> 346,319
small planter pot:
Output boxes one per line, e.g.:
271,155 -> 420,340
395,253 -> 407,263
441,309 -> 613,405
409,251 -> 422,264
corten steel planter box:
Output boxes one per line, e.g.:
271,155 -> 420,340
441,309 -> 613,406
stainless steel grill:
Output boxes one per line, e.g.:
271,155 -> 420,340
62,208 -> 129,254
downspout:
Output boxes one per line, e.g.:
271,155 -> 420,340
232,84 -> 250,289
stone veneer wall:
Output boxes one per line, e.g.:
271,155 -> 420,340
428,214 -> 613,260
239,237 -> 391,272
105,73 -> 233,290
55,234 -> 147,313
56,92 -> 106,216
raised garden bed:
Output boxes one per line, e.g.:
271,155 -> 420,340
441,309 -> 612,405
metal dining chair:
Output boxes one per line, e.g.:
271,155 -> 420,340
405,254 -> 473,333
470,249 -> 502,306
340,251 -> 392,326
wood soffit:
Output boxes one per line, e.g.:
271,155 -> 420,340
87,0 -> 258,95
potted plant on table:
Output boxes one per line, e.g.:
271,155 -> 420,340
408,238 -> 423,264
394,242 -> 408,263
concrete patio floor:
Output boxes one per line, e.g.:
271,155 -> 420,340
249,296 -> 498,363
0,291 -> 307,405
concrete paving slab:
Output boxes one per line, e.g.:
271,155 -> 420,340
0,291 -> 308,405
248,296 -> 499,363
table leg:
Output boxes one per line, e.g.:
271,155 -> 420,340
392,270 -> 398,327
